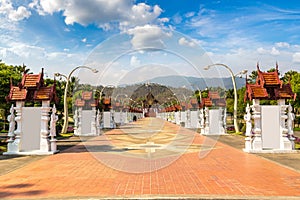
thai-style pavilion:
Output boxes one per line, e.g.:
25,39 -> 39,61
243,63 -> 296,153
245,63 -> 296,101
5,68 -> 58,155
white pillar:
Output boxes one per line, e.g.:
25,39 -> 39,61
12,101 -> 24,153
199,108 -> 205,134
244,103 -> 252,150
278,99 -> 291,150
7,105 -> 16,152
49,104 -> 58,152
251,99 -> 262,150
186,109 -> 191,128
91,106 -> 97,135
40,101 -> 51,152
111,110 -> 115,128
96,109 -> 101,135
204,107 -> 209,134
287,104 -> 295,149
77,107 -> 82,135
73,108 -> 79,136
223,107 -> 227,132
124,111 -> 128,124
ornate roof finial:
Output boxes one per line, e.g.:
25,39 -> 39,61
22,63 -> 26,75
276,61 -> 278,72
256,62 -> 260,71
10,77 -> 12,88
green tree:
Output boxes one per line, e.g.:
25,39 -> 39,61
0,62 -> 24,119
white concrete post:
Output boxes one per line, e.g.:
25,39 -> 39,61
219,107 -> 225,134
91,106 -> 97,135
40,101 -> 51,152
111,110 -> 115,128
278,99 -> 291,150
12,101 -> 24,152
204,107 -> 209,134
73,108 -> 78,135
7,105 -> 16,152
124,111 -> 129,123
96,109 -> 101,135
186,109 -> 191,128
223,107 -> 227,132
199,108 -> 205,134
244,103 -> 252,150
77,107 -> 82,135
251,99 -> 262,150
287,103 -> 295,149
49,104 -> 58,152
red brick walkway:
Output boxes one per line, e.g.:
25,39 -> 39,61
1,118 -> 300,199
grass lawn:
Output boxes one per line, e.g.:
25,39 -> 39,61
294,127 -> 300,131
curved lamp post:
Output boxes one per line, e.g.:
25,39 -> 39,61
204,63 -> 247,133
55,66 -> 98,134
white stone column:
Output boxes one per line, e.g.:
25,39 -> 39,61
124,111 -> 128,124
186,109 -> 191,128
111,110 -> 115,128
13,101 -> 24,153
278,99 -> 291,150
223,107 -> 227,132
7,105 -> 16,152
73,108 -> 79,136
287,103 -> 295,149
251,99 -> 262,150
244,103 -> 252,150
77,107 -> 82,135
49,104 -> 58,152
218,107 -> 225,134
91,106 -> 97,135
40,101 -> 51,152
204,107 -> 209,134
199,108 -> 205,134
175,111 -> 180,125
96,109 -> 101,135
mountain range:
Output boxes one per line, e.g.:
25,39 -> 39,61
142,75 -> 246,90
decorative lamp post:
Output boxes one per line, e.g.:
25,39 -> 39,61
55,66 -> 98,134
204,63 -> 247,133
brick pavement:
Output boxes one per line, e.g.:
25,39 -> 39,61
0,118 -> 300,199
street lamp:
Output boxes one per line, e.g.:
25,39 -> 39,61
55,66 -> 98,134
204,63 -> 247,133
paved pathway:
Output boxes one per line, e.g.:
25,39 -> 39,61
1,118 -> 300,199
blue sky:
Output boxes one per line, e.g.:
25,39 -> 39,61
1,0 -> 300,85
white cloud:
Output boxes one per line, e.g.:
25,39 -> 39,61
185,12 -> 195,18
30,0 -> 165,31
126,24 -> 172,49
257,47 -> 267,54
81,38 -> 87,43
271,47 -> 280,55
178,37 -> 196,47
292,52 -> 300,63
257,46 -> 280,55
130,56 -> 140,67
275,42 -> 290,48
0,0 -> 31,21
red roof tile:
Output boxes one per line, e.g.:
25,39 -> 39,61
209,91 -> 220,99
82,91 -> 93,100
7,87 -> 27,101
274,84 -> 296,100
246,84 -> 268,100
261,72 -> 281,86
75,99 -> 85,107
22,74 -> 42,88
34,86 -> 55,101
201,98 -> 212,107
